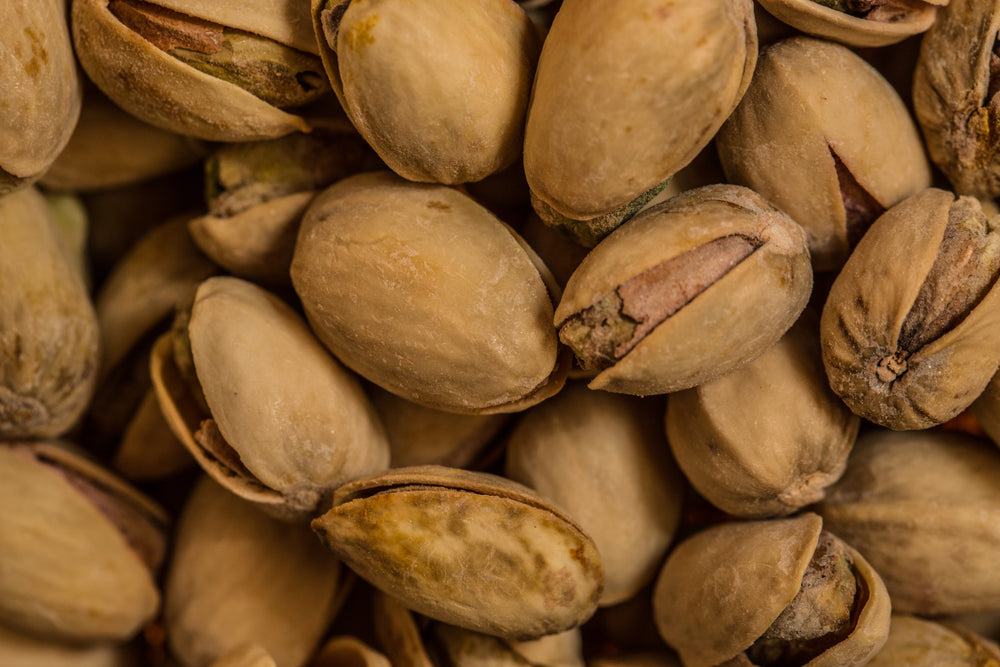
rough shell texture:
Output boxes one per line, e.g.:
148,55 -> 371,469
756,0 -> 938,47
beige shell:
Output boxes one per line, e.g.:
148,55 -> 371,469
311,465 -> 604,640
1,187 -> 100,439
866,615 -> 1000,666
312,0 -> 539,184
819,429 -> 1000,615
291,171 -> 567,414
166,476 -> 346,667
666,315 -> 859,518
209,645 -> 278,667
716,36 -> 931,271
756,0 -> 940,48
0,621 -> 138,667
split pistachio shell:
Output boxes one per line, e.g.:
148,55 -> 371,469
666,316 -> 859,518
756,0 -> 940,47
166,476 -> 346,667
312,0 -> 539,184
554,184 -> 812,396
717,37 -> 931,271
820,188 -> 1000,430
1,187 -> 100,439
866,615 -> 1000,666
0,622 -> 138,667
311,466 -> 604,640
0,442 -> 166,643
0,1 -> 81,193
291,171 -> 567,414
523,0 -> 756,246
653,514 -> 890,667
819,429 -> 1000,615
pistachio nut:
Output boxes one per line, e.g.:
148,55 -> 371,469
666,315 -> 859,518
716,36 -> 931,271
209,644 -> 278,667
0,621 -> 139,667
166,476 -> 347,667
972,372 -> 1000,450
312,0 -> 539,184
756,0 -> 941,47
0,1 -> 81,194
820,188 -> 1000,430
913,0 -> 1000,199
113,387 -> 193,481
554,184 -> 812,396
72,0 -> 327,141
523,0 -> 756,246
505,382 -> 683,606
372,590 -> 436,667
312,637 -> 391,667
1,187 -> 100,439
428,623 -> 584,667
866,614 -> 1000,666
653,513 -> 891,667
819,429 -> 1000,615
0,442 -> 167,643
311,465 -> 604,640
291,171 -> 568,414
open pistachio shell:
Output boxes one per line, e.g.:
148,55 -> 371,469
312,465 -> 604,640
756,0 -> 940,48
867,615 -> 1000,666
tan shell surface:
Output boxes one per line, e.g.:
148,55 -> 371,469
972,372 -> 1000,450
312,637 -> 391,667
867,615 -> 1000,666
0,1 -> 81,182
291,171 -> 562,414
524,0 -> 756,220
756,0 -> 938,48
151,0 -> 318,53
0,622 -> 136,667
209,644 -> 278,667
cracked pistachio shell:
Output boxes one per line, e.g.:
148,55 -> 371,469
523,0 -> 756,245
505,383 -> 683,606
756,0 -> 940,48
166,476 -> 347,667
554,184 -> 812,396
72,0 -> 321,141
0,622 -> 139,667
717,37 -> 931,272
0,1 -> 81,194
666,315 -> 859,518
914,0 -> 1000,199
820,188 -> 1000,430
312,0 -> 538,184
1,187 -> 99,439
0,442 -> 167,643
311,465 -> 604,640
867,615 -> 1000,666
291,171 -> 567,414
653,514 -> 891,667
819,429 -> 1000,615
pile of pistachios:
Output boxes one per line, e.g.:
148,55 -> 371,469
6,0 -> 1000,665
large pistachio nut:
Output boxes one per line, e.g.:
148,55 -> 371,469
311,466 -> 604,640
866,615 -> 1000,666
716,36 -> 931,272
505,382 -> 683,606
291,171 -> 568,414
166,476 -> 347,667
0,621 -> 139,667
666,315 -> 859,518
0,442 -> 167,643
72,0 -> 327,141
819,429 -> 1000,615
312,0 -> 539,184
523,0 -> 756,247
0,1 -> 81,194
554,184 -> 812,396
756,0 -> 942,48
653,514 -> 891,667
820,188 -> 1000,430
1,187 -> 100,439
913,0 -> 1000,199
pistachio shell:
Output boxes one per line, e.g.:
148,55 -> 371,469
372,590 -> 436,667
312,637 -> 391,667
152,0 -> 319,54
866,615 -> 1000,666
312,466 -> 604,640
756,0 -> 938,48
0,622 -> 138,667
209,645 -> 278,667
113,387 -> 193,481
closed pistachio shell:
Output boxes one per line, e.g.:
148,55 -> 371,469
756,0 -> 940,48
311,466 -> 604,641
866,615 -> 1000,666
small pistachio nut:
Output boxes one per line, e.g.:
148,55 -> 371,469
152,276 -> 389,521
866,614 -> 1000,667
0,621 -> 140,667
0,1 -> 81,194
312,637 -> 391,667
716,36 -> 931,272
166,476 -> 347,667
554,184 -> 812,396
820,188 -> 1000,430
819,429 -> 1000,616
311,466 -> 604,640
505,382 -> 684,606
291,171 -> 568,414
914,0 -> 1000,199
0,442 -> 167,643
209,644 -> 278,667
113,387 -> 194,481
523,0 -> 756,247
72,0 -> 329,141
972,372 -> 1000,450
1,187 -> 100,439
428,624 -> 584,667
666,315 -> 859,518
653,513 -> 891,667
756,0 -> 942,47
312,0 -> 539,184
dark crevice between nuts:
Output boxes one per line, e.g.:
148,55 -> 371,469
557,234 -> 762,371
830,149 -> 884,249
812,0 -> 931,21
986,35 -> 1000,103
